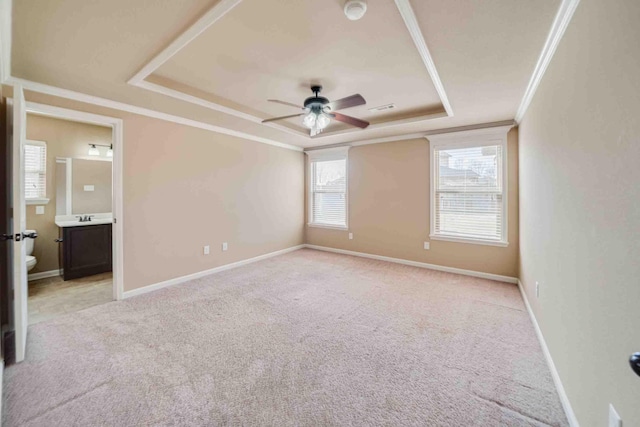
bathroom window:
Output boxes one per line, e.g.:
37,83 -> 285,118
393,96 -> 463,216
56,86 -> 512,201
25,140 -> 48,204
307,147 -> 349,229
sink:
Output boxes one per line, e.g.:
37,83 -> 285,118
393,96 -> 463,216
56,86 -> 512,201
56,217 -> 113,228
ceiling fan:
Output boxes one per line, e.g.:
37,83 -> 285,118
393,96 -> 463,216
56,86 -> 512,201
262,85 -> 370,136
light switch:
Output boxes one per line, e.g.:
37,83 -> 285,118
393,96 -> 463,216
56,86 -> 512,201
222,242 -> 228,251
203,245 -> 210,255
35,206 -> 45,215
84,185 -> 95,192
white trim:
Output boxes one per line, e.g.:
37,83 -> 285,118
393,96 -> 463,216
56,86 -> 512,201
133,79 -> 308,139
6,77 -> 303,152
393,0 -> 453,117
66,158 -> 73,215
306,147 -> 350,230
128,0 -> 243,85
305,245 -> 518,284
517,280 -> 579,427
429,234 -> 508,247
0,0 -> 11,84
307,224 -> 348,231
515,0 -> 580,123
425,124 -> 513,142
122,245 -> 305,299
25,198 -> 49,206
25,102 -> 125,301
28,269 -> 62,281
0,358 -> 4,423
311,110 -> 447,141
427,126 -> 511,247
306,121 -> 516,151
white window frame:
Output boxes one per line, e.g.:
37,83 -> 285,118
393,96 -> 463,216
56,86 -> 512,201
427,125 -> 511,247
25,139 -> 50,205
306,146 -> 350,230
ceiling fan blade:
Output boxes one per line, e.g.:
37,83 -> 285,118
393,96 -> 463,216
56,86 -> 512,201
331,112 -> 370,129
327,94 -> 366,111
262,113 -> 304,123
267,99 -> 304,110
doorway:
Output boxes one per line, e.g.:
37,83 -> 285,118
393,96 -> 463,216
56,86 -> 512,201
24,110 -> 120,324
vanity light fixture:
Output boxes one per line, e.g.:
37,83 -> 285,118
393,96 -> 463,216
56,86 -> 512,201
87,143 -> 113,157
88,144 -> 100,156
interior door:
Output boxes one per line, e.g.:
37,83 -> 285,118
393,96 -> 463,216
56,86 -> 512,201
11,84 -> 28,362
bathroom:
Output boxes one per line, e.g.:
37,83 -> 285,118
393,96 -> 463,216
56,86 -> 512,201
24,112 -> 114,325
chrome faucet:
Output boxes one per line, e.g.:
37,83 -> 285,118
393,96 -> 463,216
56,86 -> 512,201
75,215 -> 94,222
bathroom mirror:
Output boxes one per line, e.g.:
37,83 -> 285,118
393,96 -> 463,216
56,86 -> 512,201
55,157 -> 113,216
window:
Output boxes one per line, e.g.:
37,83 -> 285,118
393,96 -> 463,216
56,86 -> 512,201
429,127 -> 509,246
25,140 -> 48,204
307,147 -> 349,229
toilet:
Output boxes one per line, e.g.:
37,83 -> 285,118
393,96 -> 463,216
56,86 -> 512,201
25,229 -> 37,272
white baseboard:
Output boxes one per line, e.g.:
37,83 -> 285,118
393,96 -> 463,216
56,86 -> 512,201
304,244 -> 518,284
0,358 -> 4,423
517,280 -> 579,427
122,245 -> 306,299
28,269 -> 62,281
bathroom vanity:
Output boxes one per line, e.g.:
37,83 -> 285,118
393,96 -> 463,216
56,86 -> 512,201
55,216 -> 113,281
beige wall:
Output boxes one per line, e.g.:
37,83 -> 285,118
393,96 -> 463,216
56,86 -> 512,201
306,130 -> 519,278
518,0 -> 640,425
71,159 -> 112,214
16,90 -> 305,291
25,114 -> 112,274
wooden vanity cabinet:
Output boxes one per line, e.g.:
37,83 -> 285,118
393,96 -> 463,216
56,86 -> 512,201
60,223 -> 112,280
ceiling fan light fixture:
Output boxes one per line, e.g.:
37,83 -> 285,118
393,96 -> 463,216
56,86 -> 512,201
316,113 -> 331,130
303,112 -> 317,129
344,0 -> 367,21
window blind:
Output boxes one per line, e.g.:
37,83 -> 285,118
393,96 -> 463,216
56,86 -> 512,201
25,142 -> 47,200
310,159 -> 347,227
433,144 -> 504,242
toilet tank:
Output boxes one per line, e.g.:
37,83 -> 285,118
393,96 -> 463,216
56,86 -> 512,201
25,229 -> 36,256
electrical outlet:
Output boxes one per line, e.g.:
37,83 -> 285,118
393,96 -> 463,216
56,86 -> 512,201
35,206 -> 45,215
348,233 -> 353,240
423,241 -> 430,250
535,281 -> 540,298
203,245 -> 210,255
609,404 -> 622,427
222,242 -> 228,251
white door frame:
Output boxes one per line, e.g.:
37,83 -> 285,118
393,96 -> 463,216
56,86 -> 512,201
23,102 -> 124,300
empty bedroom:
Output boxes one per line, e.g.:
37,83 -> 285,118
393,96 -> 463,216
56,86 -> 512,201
0,0 -> 638,426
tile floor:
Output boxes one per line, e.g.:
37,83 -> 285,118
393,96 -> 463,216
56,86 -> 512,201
28,272 -> 113,325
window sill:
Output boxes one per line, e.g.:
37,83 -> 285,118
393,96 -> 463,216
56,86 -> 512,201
26,198 -> 50,205
429,234 -> 508,247
307,223 -> 348,231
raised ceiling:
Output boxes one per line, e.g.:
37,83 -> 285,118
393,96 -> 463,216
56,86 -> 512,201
10,0 -> 561,148
152,0 -> 445,134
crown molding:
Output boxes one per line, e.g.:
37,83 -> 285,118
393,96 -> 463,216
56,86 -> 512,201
393,0 -> 453,117
5,76 -> 303,152
305,120 -> 516,151
515,0 -> 580,123
128,0 -> 242,86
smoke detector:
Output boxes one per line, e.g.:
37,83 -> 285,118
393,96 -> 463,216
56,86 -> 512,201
344,0 -> 367,21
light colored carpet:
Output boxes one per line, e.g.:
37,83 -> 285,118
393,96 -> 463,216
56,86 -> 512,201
3,249 -> 567,426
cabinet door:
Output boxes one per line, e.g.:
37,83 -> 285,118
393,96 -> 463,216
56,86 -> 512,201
63,224 -> 112,280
